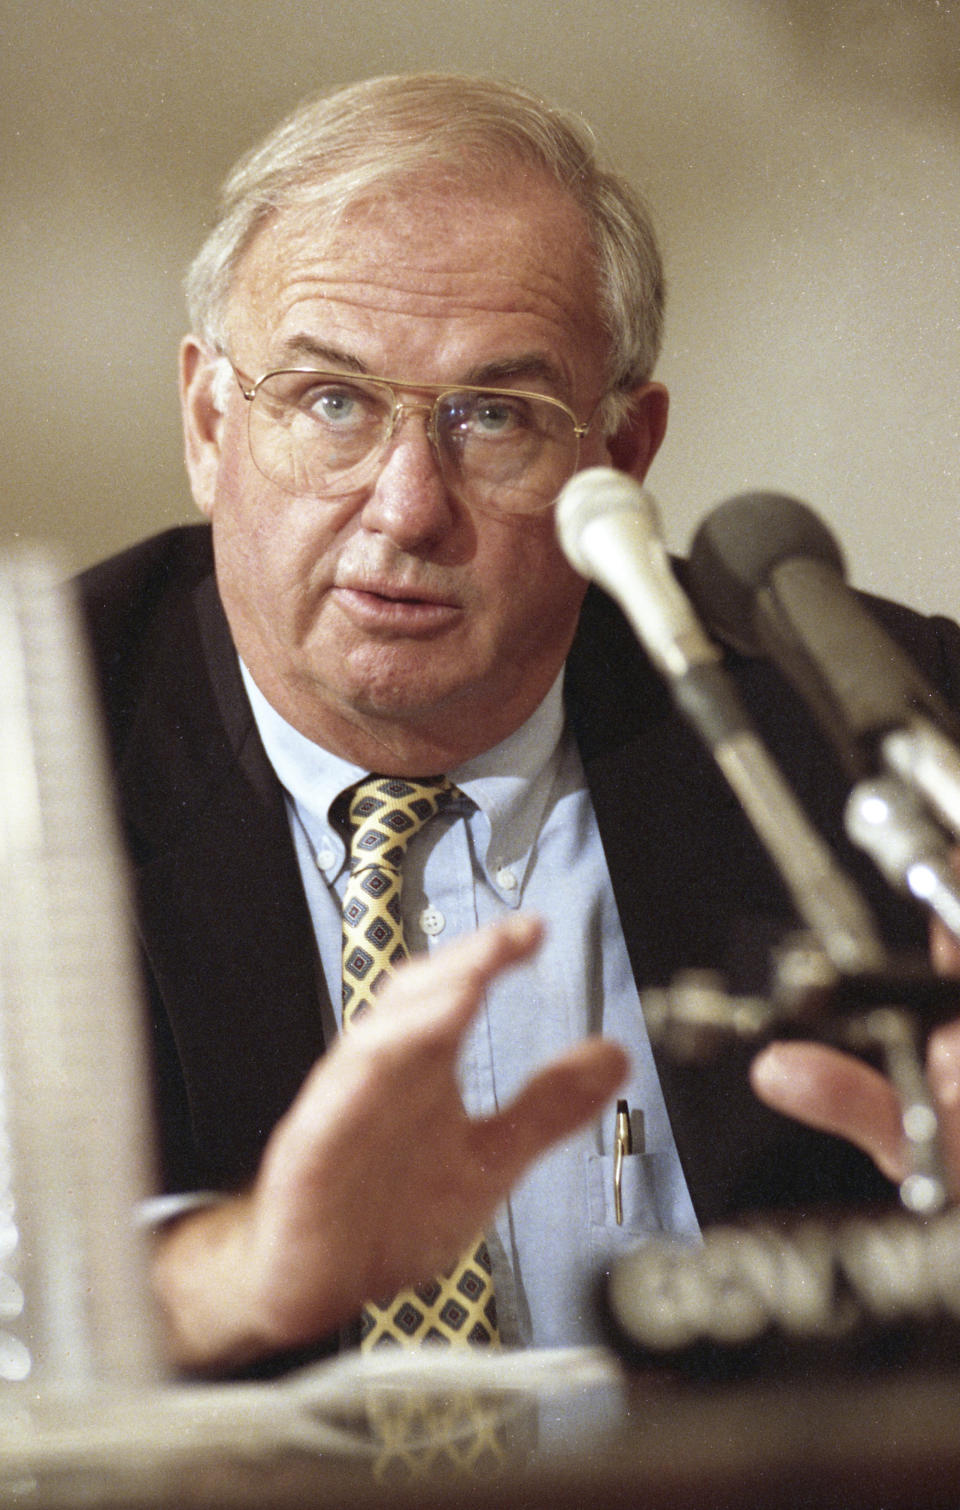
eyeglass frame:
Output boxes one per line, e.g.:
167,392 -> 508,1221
220,355 -> 606,511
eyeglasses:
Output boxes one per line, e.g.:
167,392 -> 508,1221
227,361 -> 600,515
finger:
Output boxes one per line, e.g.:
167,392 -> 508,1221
478,1037 -> 629,1187
750,1040 -> 905,1182
394,910 -> 543,999
927,1019 -> 960,1196
930,848 -> 960,976
359,912 -> 545,1042
293,914 -> 546,1117
930,914 -> 960,978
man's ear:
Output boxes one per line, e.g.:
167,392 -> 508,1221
179,336 -> 229,517
605,381 -> 669,481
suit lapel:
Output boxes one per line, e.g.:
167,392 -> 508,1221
565,586 -> 897,1224
565,588 -> 784,1220
119,566 -> 326,1188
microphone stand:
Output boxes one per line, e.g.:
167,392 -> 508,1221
554,470 -> 958,1219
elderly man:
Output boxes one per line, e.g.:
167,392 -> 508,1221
80,73 -> 960,1375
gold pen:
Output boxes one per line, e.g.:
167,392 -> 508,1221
613,1099 -> 632,1225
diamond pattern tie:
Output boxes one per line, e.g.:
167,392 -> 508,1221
341,775 -> 500,1350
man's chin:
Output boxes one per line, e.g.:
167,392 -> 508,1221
338,675 -> 467,726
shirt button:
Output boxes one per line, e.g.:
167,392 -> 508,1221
419,907 -> 446,937
315,841 -> 337,871
495,867 -> 518,892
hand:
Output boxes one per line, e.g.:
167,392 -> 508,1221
750,912 -> 960,1197
152,914 -> 627,1372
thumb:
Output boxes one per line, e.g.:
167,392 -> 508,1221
750,1040 -> 905,1182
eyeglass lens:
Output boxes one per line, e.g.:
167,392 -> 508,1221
246,371 -> 580,512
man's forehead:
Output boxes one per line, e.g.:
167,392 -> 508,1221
267,160 -> 589,245
228,170 -> 603,340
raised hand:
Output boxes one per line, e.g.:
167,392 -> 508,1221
152,914 -> 627,1372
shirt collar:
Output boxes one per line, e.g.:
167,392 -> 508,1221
240,661 -> 567,887
449,675 -> 566,885
239,662 -> 366,829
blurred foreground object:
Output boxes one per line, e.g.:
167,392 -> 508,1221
0,549 -> 161,1390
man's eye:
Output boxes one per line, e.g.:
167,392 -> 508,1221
475,401 -> 518,432
301,387 -> 360,423
451,396 -> 530,436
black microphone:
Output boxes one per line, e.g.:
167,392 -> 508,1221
686,491 -> 960,791
555,469 -> 885,974
686,491 -> 960,934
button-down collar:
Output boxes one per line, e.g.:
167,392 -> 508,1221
240,661 -> 566,901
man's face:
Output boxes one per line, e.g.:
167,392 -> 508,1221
183,171 -> 660,769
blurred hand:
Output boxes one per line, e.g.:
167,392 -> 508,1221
152,913 -> 627,1372
751,907 -> 960,1197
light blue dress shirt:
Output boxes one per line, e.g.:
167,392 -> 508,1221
241,664 -> 699,1348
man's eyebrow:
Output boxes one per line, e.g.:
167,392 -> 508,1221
271,338 -> 569,394
461,354 -> 568,392
272,335 -> 368,371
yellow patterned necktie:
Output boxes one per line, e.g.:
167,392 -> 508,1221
341,775 -> 500,1350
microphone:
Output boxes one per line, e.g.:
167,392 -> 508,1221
556,466 -> 720,680
686,492 -> 960,826
845,776 -> 960,941
685,492 -> 960,938
555,469 -> 885,974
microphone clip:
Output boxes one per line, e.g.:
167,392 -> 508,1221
642,936 -> 955,1216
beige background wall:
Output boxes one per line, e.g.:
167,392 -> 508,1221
2,0 -> 958,613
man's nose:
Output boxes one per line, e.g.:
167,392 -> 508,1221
360,407 -> 456,547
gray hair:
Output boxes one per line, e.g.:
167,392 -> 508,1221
186,73 -> 665,416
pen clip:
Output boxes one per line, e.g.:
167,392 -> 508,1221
614,1099 -> 632,1226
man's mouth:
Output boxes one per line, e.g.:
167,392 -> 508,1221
333,579 -> 462,632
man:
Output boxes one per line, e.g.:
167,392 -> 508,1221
80,73 -> 960,1376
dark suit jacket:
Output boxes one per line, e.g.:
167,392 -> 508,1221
78,524 -> 960,1228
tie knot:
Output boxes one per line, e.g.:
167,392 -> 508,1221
346,775 -> 454,870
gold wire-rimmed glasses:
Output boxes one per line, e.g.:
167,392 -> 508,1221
226,360 -> 601,515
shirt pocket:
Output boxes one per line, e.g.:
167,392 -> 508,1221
586,1150 -> 669,1266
